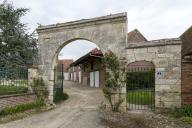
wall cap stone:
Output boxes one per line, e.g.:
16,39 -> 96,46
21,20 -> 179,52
37,12 -> 127,34
126,38 -> 181,49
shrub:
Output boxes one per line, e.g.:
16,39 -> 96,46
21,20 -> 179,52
102,50 -> 125,112
0,99 -> 45,116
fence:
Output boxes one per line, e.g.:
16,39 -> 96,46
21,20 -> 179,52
0,67 -> 28,96
53,64 -> 64,103
126,67 -> 155,110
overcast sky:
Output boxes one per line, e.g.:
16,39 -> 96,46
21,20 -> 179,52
58,40 -> 98,60
3,0 -> 192,60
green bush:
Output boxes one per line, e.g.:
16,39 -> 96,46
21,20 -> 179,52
0,85 -> 28,95
172,105 -> 192,118
102,50 -> 125,112
0,99 -> 45,116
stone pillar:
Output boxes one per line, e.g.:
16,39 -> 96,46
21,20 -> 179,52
28,67 -> 38,93
48,81 -> 54,102
48,69 -> 55,102
120,86 -> 127,112
119,57 -> 127,112
155,45 -> 181,109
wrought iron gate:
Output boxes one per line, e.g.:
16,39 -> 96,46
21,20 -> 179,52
53,63 -> 64,103
126,61 -> 155,110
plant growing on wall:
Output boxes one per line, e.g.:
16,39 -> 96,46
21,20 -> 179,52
32,78 -> 48,101
102,50 -> 126,112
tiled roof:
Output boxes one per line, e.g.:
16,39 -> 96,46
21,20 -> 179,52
127,29 -> 147,43
70,48 -> 103,66
90,48 -> 103,56
59,59 -> 73,71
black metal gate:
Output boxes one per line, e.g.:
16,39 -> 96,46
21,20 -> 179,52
126,61 -> 155,110
53,63 -> 64,103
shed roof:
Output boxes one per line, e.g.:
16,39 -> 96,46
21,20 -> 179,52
70,48 -> 103,66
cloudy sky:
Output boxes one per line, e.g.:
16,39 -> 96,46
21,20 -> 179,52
3,0 -> 192,60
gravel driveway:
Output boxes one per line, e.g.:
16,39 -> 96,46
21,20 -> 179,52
0,81 -> 105,128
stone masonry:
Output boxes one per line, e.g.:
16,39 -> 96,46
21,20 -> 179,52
35,12 -> 183,111
126,38 -> 182,108
36,13 -> 128,111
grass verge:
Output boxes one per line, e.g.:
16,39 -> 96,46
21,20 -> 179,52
171,105 -> 192,125
0,99 -> 44,117
0,85 -> 28,95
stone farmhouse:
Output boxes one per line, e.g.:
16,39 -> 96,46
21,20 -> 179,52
69,48 -> 104,88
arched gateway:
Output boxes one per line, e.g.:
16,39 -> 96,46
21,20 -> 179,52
36,13 -> 128,108
34,13 -> 182,111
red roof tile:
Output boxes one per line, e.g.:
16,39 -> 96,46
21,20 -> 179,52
90,48 -> 103,56
59,59 -> 73,71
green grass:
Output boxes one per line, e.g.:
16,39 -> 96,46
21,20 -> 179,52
171,105 -> 192,125
0,85 -> 28,95
15,80 -> 28,86
0,99 -> 45,116
127,90 -> 155,105
171,105 -> 192,118
181,117 -> 192,125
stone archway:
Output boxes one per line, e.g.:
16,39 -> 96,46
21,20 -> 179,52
36,13 -> 127,105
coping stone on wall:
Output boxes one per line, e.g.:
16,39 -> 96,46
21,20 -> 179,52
126,38 -> 181,49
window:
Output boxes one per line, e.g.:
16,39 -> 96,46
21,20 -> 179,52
91,61 -> 94,70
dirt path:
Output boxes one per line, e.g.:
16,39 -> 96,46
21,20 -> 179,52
0,81 -> 105,128
101,110 -> 192,128
1,81 -> 191,128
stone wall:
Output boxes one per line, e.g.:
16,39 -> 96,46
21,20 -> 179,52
37,13 -> 127,110
126,38 -> 182,108
28,68 -> 39,93
36,12 -> 183,111
0,93 -> 36,111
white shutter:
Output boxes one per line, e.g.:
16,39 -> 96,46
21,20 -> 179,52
79,71 -> 81,83
94,71 -> 99,88
74,72 -> 76,81
71,73 -> 73,80
64,72 -> 69,80
90,72 -> 94,87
